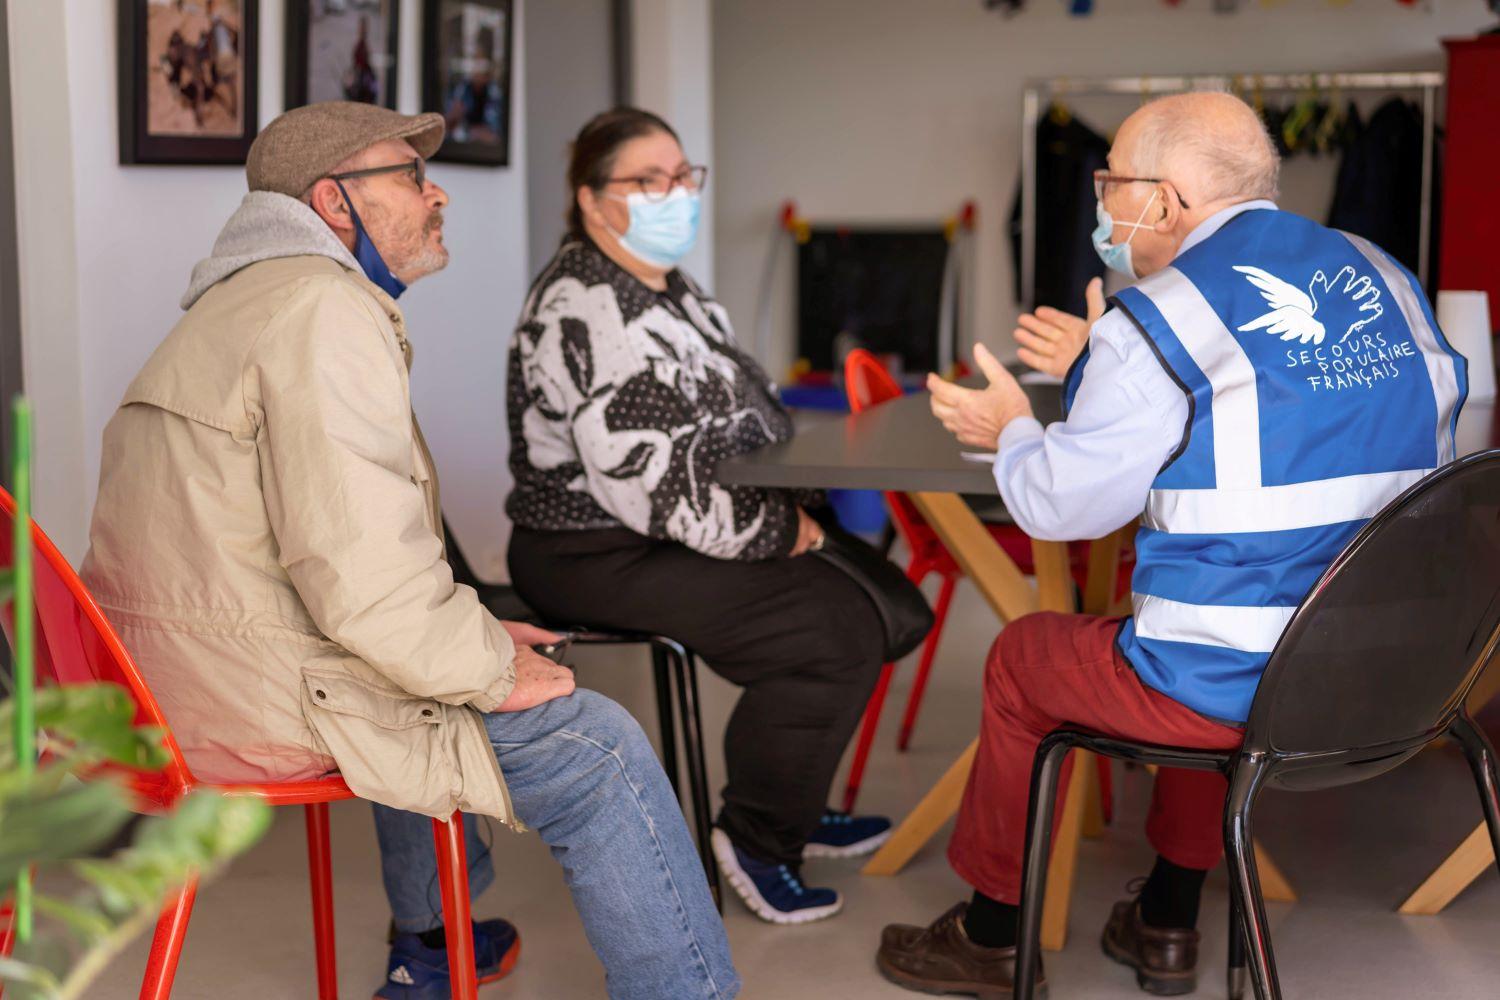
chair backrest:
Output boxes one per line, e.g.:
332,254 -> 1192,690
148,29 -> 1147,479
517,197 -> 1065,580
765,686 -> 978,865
1244,451 -> 1500,787
0,488 -> 193,807
840,349 -> 936,548
843,348 -> 903,414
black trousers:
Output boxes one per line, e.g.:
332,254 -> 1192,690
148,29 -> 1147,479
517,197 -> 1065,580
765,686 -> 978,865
508,526 -> 887,866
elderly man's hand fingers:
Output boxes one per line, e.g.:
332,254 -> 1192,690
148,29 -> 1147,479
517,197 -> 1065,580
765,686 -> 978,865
1084,277 -> 1107,323
973,343 -> 1012,385
1017,347 -> 1058,375
1016,313 -> 1064,341
1014,328 -> 1057,357
927,378 -> 969,406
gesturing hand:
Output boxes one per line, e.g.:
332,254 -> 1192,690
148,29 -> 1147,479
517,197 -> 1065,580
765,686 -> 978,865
1014,276 -> 1105,379
927,343 -> 1034,451
495,645 -> 576,712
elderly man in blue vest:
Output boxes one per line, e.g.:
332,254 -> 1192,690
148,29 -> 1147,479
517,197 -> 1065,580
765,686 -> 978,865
877,91 -> 1466,997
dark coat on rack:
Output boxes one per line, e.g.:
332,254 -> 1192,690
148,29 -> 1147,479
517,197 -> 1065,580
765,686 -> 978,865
1010,108 -> 1109,316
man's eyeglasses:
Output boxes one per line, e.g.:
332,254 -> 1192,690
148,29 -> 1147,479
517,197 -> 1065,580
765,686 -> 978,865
605,165 -> 708,201
330,157 -> 426,192
1092,170 -> 1191,209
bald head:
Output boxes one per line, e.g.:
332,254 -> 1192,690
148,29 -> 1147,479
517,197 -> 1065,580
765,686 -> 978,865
1116,92 -> 1280,207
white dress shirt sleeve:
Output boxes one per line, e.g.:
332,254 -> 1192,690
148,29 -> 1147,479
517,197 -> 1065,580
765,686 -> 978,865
992,308 -> 1189,541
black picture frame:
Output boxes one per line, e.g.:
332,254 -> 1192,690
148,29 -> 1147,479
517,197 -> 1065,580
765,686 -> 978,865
118,0 -> 259,165
285,0 -> 401,111
422,0 -> 513,167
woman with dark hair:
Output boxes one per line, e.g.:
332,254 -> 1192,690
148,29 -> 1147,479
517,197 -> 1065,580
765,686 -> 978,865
506,107 -> 891,925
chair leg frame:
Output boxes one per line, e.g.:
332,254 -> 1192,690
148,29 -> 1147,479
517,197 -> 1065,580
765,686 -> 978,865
1224,757 -> 1280,1000
304,802 -> 338,1000
1013,731 -> 1272,1000
651,647 -> 681,800
1448,712 -> 1500,878
139,875 -> 199,1000
656,640 -> 722,910
432,813 -> 479,1000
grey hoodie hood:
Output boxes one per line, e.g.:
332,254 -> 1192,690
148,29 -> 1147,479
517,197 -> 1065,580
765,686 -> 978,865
181,192 -> 362,310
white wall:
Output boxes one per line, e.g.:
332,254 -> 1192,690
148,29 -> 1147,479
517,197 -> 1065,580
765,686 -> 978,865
632,0 -> 715,289
712,0 -> 1496,381
10,0 -> 533,579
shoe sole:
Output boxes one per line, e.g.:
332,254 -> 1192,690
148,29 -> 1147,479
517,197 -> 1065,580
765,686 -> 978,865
370,935 -> 521,1000
479,933 -> 522,986
711,829 -> 844,925
875,950 -> 1045,1000
1100,925 -> 1195,996
802,829 -> 893,859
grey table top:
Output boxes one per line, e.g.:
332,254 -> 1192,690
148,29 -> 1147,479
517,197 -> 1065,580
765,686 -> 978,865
718,376 -> 1064,495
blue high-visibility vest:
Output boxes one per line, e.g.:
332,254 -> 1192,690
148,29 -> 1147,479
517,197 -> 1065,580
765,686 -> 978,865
1064,208 -> 1467,723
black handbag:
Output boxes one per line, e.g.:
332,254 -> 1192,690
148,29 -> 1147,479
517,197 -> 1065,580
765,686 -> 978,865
810,522 -> 934,662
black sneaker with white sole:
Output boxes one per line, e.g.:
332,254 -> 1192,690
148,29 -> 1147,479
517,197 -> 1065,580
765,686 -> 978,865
711,828 -> 844,925
803,810 -> 892,859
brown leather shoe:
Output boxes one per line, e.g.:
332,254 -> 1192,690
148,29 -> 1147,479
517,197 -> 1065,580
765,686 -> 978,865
1101,898 -> 1200,995
876,902 -> 1045,999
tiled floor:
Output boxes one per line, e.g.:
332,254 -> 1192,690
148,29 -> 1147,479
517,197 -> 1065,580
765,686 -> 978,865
92,579 -> 1500,998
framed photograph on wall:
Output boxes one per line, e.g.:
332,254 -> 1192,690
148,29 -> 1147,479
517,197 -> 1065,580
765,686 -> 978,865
422,0 -> 513,166
118,0 -> 260,165
285,0 -> 401,110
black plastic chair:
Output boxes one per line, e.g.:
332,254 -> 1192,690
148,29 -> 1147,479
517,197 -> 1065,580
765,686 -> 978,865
1013,451 -> 1500,1000
440,521 -> 720,908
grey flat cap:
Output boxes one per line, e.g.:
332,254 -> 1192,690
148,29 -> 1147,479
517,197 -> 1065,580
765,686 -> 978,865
247,102 -> 445,197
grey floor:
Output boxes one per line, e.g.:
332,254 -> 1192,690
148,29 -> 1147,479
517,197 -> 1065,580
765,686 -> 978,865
91,578 -> 1500,999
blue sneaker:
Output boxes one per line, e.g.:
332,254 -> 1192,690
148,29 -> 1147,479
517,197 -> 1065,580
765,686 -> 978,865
711,828 -> 843,925
803,810 -> 893,859
375,918 -> 521,999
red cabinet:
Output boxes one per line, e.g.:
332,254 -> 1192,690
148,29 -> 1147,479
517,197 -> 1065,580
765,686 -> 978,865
1440,35 -> 1500,331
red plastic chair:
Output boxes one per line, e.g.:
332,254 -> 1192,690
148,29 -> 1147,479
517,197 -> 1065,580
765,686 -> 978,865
0,488 -> 486,1000
839,350 -> 1128,813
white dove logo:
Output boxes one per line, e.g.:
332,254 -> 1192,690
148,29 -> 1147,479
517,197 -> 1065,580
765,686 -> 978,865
1233,264 -> 1384,346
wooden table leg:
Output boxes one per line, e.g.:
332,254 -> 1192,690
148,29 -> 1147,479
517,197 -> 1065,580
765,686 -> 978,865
863,494 -> 1041,881
1399,822 -> 1494,914
861,740 -> 979,876
1395,655 -> 1500,914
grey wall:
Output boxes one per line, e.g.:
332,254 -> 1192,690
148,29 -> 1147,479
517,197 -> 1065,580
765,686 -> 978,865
0,0 -> 21,474
525,0 -> 620,274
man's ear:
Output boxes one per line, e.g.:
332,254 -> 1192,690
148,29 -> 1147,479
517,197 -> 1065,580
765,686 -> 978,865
1154,181 -> 1183,233
307,178 -> 356,234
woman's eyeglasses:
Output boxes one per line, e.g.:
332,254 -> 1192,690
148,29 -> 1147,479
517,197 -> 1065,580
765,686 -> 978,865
605,165 -> 709,201
329,157 -> 426,192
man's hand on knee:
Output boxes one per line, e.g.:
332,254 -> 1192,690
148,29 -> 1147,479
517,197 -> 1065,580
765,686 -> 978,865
496,646 -> 576,712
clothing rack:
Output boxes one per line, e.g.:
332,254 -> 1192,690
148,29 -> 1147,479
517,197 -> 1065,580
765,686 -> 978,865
1018,71 -> 1446,308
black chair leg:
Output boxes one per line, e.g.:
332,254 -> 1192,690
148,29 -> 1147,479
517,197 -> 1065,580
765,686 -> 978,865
650,647 -> 681,801
1014,733 -> 1075,1000
1449,712 -> 1500,876
1223,759 -> 1280,1000
1227,896 -> 1247,1000
660,641 -> 721,911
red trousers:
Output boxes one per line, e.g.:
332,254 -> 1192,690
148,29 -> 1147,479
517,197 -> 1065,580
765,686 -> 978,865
947,612 -> 1245,904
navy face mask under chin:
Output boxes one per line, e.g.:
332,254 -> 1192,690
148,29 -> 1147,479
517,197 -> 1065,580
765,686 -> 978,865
335,179 -> 407,300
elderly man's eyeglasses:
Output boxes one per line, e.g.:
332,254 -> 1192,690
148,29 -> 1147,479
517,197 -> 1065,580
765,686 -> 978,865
605,165 -> 709,201
1093,170 -> 1191,209
330,157 -> 426,192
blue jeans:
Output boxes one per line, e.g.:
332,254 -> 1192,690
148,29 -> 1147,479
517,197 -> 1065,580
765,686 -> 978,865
371,690 -> 740,1000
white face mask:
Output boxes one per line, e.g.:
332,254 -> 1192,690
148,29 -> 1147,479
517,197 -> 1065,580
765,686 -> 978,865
1091,190 -> 1159,277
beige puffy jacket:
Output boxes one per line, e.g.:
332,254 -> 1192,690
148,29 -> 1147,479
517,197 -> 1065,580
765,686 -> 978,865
82,192 -> 518,823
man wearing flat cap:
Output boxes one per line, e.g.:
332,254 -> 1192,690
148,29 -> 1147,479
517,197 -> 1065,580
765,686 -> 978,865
83,102 -> 738,1000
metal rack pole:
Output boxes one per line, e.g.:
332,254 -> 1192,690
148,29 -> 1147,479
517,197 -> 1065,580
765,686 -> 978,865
1020,86 -> 1041,313
1017,71 -> 1444,310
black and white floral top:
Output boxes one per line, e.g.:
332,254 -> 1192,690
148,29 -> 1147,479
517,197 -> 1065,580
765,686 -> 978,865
506,237 -> 807,560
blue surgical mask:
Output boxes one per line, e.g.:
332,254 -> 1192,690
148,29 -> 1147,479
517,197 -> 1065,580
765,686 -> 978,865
335,179 -> 407,299
607,187 -> 701,268
1091,191 -> 1158,278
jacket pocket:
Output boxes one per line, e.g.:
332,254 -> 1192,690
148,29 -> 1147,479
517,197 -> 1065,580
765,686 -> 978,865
300,665 -> 457,818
